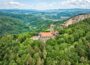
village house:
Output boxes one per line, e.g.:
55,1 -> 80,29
39,31 -> 58,42
31,24 -> 59,42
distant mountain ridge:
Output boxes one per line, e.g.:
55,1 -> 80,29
0,9 -> 90,35
63,14 -> 90,27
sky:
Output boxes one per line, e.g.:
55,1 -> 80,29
0,0 -> 90,10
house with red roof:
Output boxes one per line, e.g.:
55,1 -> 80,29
39,31 -> 58,42
31,24 -> 59,42
31,31 -> 58,42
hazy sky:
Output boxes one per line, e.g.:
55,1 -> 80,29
0,0 -> 90,10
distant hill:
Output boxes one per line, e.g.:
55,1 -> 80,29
0,11 -> 64,35
0,16 -> 30,35
0,9 -> 90,35
0,12 -> 54,35
0,9 -> 90,20
62,14 -> 90,27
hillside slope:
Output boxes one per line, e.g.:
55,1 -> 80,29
0,17 -> 90,65
46,18 -> 90,65
0,12 -> 64,35
0,16 -> 30,35
63,14 -> 90,27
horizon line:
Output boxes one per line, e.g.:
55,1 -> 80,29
0,8 -> 90,11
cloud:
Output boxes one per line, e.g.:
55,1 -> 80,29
86,0 -> 90,2
66,0 -> 89,8
0,0 -> 90,10
6,1 -> 27,7
7,1 -> 24,6
30,0 -> 90,10
49,0 -> 90,9
0,1 -> 31,9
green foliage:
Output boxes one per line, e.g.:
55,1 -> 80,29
0,18 -> 90,65
0,12 -> 65,35
46,18 -> 90,65
0,33 -> 46,65
0,16 -> 30,35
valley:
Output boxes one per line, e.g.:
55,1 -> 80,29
0,9 -> 90,35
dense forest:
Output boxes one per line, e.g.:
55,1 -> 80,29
0,17 -> 90,65
46,18 -> 90,65
0,16 -> 31,35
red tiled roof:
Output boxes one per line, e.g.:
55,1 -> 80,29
39,32 -> 53,37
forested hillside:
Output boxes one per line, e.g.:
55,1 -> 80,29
0,12 -> 64,35
0,9 -> 90,35
0,18 -> 90,65
46,18 -> 90,65
0,16 -> 30,35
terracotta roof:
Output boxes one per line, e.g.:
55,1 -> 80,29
39,32 -> 53,37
